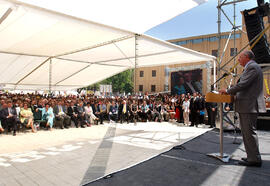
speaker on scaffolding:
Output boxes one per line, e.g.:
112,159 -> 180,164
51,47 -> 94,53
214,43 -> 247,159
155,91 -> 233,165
244,8 -> 270,67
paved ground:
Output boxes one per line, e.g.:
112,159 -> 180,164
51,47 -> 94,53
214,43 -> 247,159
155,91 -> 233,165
0,122 -> 210,186
86,129 -> 270,186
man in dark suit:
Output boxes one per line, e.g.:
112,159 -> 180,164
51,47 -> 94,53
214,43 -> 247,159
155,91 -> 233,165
67,102 -> 80,128
220,50 -> 266,167
1,100 -> 20,136
205,102 -> 217,128
189,92 -> 200,127
118,100 -> 130,124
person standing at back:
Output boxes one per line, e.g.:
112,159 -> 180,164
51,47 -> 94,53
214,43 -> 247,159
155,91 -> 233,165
220,50 -> 266,167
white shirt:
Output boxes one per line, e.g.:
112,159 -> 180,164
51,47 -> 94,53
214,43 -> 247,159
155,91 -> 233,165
84,106 -> 93,115
182,101 -> 190,113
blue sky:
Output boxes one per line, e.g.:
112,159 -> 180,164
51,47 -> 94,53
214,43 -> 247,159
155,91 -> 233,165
145,0 -> 260,40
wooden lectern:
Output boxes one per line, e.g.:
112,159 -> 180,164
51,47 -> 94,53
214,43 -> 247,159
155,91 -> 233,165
206,92 -> 234,162
206,92 -> 233,103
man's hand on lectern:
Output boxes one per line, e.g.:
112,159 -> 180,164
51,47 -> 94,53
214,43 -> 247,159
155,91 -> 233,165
219,89 -> 227,94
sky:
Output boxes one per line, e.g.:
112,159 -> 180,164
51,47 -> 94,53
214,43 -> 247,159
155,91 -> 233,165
145,0 -> 260,40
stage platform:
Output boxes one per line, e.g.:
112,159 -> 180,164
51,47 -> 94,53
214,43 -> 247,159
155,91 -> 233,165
86,129 -> 270,186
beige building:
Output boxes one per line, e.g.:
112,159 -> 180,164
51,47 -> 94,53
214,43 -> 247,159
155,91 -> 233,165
135,31 -> 244,95
135,12 -> 270,95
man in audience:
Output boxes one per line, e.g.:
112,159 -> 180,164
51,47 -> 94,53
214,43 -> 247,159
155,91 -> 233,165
1,100 -> 20,136
54,100 -> 71,129
67,101 -> 80,128
118,99 -> 130,124
109,100 -> 118,123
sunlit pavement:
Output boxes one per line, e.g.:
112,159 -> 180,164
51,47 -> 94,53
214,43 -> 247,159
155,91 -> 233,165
0,122 -> 210,186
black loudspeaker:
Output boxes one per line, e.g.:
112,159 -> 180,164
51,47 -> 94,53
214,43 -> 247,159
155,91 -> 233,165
244,8 -> 270,66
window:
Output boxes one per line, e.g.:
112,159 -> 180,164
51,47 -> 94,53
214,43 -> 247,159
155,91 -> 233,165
211,67 -> 217,75
209,36 -> 218,42
221,35 -> 229,39
178,40 -> 187,45
230,48 -> 237,56
139,85 -> 143,92
234,33 -> 241,39
152,70 -> 156,77
193,38 -> 203,44
151,85 -> 156,92
212,50 -> 218,57
139,71 -> 144,77
202,38 -> 209,42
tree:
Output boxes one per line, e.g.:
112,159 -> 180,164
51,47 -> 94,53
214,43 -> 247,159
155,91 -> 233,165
87,70 -> 134,94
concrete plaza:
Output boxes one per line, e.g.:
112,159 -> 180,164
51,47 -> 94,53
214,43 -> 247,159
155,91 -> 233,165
0,122 -> 210,186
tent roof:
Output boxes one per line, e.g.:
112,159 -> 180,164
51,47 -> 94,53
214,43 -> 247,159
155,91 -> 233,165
0,0 -> 215,91
16,0 -> 208,34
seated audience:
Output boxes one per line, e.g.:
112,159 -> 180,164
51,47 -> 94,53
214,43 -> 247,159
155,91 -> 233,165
20,102 -> 36,132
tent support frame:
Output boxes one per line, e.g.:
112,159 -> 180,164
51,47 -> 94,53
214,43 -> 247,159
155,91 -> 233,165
134,34 -> 139,94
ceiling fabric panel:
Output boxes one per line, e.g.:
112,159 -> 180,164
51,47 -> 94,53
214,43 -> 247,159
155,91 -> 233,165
0,53 -> 47,84
16,0 -> 207,33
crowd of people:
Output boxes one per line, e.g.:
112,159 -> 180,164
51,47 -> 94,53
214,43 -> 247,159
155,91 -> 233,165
0,92 -> 220,136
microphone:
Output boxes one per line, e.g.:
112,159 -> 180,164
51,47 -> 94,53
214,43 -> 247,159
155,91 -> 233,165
211,72 -> 230,91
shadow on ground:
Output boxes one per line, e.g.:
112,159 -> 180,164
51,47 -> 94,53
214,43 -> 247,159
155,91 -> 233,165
83,129 -> 270,186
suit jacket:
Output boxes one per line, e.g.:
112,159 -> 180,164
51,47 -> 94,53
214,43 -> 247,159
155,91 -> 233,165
67,106 -> 79,116
118,104 -> 130,115
189,97 -> 200,111
227,60 -> 266,113
1,107 -> 17,119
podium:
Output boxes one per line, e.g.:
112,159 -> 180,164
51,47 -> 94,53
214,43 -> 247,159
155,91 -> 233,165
206,92 -> 233,103
206,92 -> 233,162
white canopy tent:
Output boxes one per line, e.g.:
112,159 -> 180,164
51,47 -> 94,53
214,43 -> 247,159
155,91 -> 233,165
0,0 -> 215,91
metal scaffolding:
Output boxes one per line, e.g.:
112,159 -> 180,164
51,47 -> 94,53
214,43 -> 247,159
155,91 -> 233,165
209,0 -> 248,163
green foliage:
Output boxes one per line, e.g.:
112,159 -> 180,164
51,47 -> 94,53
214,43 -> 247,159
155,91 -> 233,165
86,70 -> 134,93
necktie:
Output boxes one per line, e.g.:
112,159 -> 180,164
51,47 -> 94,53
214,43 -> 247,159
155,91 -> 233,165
123,104 -> 126,114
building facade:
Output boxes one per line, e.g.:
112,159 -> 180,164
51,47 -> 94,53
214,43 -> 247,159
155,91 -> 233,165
135,31 -> 244,95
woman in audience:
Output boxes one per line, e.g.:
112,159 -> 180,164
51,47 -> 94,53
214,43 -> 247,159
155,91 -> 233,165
167,102 -> 176,121
130,99 -> 138,123
20,103 -> 36,132
182,96 -> 190,126
84,102 -> 98,126
38,103 -> 54,131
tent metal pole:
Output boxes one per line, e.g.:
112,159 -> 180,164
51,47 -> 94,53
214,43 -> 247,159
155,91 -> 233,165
0,8 -> 13,24
113,42 -> 133,66
56,49 -> 179,66
54,65 -> 92,85
49,58 -> 52,94
0,50 -> 50,58
134,34 -> 138,94
15,57 -> 51,85
53,35 -> 133,58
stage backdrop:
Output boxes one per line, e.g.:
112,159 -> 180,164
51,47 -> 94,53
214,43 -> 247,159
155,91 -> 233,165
171,69 -> 202,95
